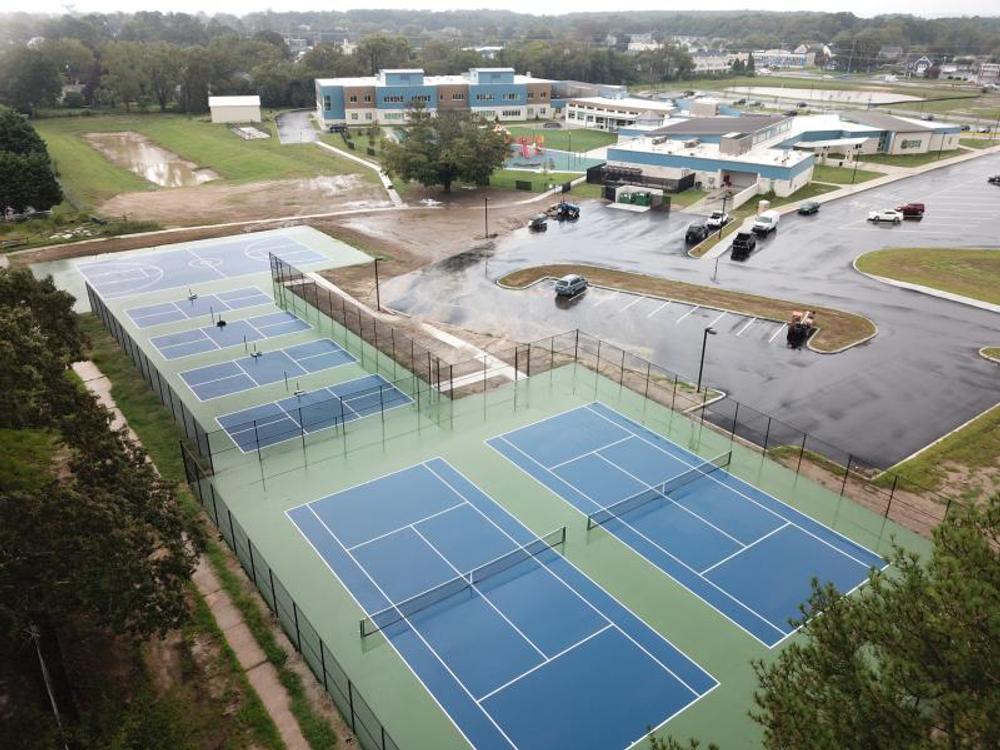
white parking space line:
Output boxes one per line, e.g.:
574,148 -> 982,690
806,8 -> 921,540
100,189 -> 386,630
619,295 -> 645,312
735,317 -> 757,336
675,305 -> 700,324
592,291 -> 619,308
708,311 -> 727,328
647,300 -> 672,318
768,324 -> 786,343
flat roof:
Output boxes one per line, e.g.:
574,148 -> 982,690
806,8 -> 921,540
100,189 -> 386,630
567,96 -> 678,112
209,96 -> 261,107
794,137 -> 870,148
611,135 -> 813,169
315,77 -> 376,87
843,110 -> 931,133
381,68 -> 424,74
652,114 -> 788,136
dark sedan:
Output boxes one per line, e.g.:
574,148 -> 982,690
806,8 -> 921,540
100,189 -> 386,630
797,201 -> 821,215
685,222 -> 711,244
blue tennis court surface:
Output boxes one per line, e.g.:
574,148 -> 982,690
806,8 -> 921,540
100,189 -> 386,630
126,287 -> 271,328
287,459 -> 717,750
217,374 -> 412,452
150,312 -> 310,359
488,402 -> 886,647
78,235 -> 325,298
180,340 -> 355,400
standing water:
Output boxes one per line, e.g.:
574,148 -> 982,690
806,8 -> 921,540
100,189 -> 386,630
84,131 -> 219,187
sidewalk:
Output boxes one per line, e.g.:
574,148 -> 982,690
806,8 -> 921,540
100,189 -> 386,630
315,140 -> 404,207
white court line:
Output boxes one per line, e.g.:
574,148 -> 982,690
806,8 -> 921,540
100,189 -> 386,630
768,324 -> 786,343
675,305 -> 699,324
303,505 -> 518,749
619,296 -> 645,313
411,525 -> 548,660
735,317 -> 756,336
699,522 -> 791,575
646,300 -> 672,318
347,501 -> 469,551
476,625 -> 613,703
708,311 -> 727,328
547,435 -> 633,470
423,461 -> 708,697
584,406 -> 883,573
490,435 -> 788,644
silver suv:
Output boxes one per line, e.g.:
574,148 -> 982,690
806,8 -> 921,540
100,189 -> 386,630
554,274 -> 588,297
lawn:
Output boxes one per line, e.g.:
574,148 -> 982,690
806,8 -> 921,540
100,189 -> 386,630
855,247 -> 1000,306
858,150 -> 962,167
499,264 -> 875,353
505,125 -> 616,153
766,182 -> 838,206
489,169 -> 581,192
35,113 -> 373,209
983,347 -> 1000,361
811,163 -> 885,184
960,138 -> 1000,149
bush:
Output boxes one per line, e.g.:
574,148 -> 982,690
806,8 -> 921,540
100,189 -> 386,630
62,91 -> 85,109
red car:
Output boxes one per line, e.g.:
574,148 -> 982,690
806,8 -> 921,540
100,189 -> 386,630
896,202 -> 925,219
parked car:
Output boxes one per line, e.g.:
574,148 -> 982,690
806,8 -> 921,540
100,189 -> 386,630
920,113 -> 935,121
978,127 -> 992,134
685,222 -> 711,244
960,124 -> 971,131
747,99 -> 762,106
988,175 -> 1000,185
542,121 -> 562,129
733,97 -> 747,105
752,209 -> 780,236
896,202 -> 926,219
706,210 -> 730,229
783,109 -> 799,117
868,209 -> 903,224
797,201 -> 821,215
796,101 -> 808,108
730,232 -> 757,261
554,274 -> 588,297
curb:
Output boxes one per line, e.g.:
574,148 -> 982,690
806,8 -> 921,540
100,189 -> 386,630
852,253 -> 1000,314
978,347 -> 1000,365
496,267 -> 876,354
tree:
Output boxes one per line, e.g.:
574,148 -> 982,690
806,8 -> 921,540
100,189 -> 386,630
0,152 -> 63,213
37,37 -> 96,83
101,41 -> 149,111
355,33 -> 412,75
178,46 -> 213,114
0,106 -> 48,155
746,52 -> 756,74
146,41 -> 182,112
751,494 -> 1000,750
380,106 -> 508,193
0,47 -> 62,115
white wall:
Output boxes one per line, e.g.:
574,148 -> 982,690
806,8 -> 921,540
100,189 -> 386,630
210,105 -> 261,123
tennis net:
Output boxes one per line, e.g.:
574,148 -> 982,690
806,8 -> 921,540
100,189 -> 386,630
586,451 -> 732,530
359,526 -> 566,637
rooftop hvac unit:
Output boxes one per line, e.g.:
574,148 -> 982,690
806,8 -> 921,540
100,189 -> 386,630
652,136 -> 668,144
684,138 -> 700,147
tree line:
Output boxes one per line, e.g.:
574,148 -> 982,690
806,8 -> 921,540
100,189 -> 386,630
0,107 -> 62,214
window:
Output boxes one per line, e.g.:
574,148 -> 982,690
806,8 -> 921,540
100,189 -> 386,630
410,95 -> 430,104
323,95 -> 331,110
900,138 -> 921,149
364,112 -> 372,120
540,92 -> 547,99
364,94 -> 372,102
452,92 -> 465,100
349,95 -> 357,103
350,112 -> 358,120
383,95 -> 405,104
475,93 -> 495,102
527,91 -> 535,100
502,109 -> 520,117
503,92 -> 517,101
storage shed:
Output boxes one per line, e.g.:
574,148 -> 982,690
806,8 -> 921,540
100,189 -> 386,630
209,95 -> 262,124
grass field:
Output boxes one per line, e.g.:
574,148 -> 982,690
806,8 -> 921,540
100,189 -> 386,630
960,138 -> 1000,149
858,149 -> 962,167
811,163 -> 886,184
983,347 -> 1000,361
35,114 -> 372,208
489,169 -> 582,192
505,125 -> 616,153
499,264 -> 875,352
855,247 -> 1000,306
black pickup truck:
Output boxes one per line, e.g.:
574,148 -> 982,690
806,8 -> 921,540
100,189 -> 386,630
730,232 -> 757,261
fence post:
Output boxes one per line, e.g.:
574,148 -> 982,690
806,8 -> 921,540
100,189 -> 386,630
292,601 -> 302,651
670,373 -> 678,411
319,640 -> 329,691
348,682 -> 357,731
514,346 -> 519,381
619,349 -> 625,385
762,416 -> 772,454
269,568 -> 278,610
248,542 -> 257,586
527,343 -> 532,377
449,364 -> 454,399
391,329 -> 397,379
885,474 -> 898,518
379,385 -> 385,421
550,336 -> 555,371
795,434 -> 807,476
840,454 -> 853,496
644,362 -> 651,399
596,340 -> 602,372
573,329 -> 579,362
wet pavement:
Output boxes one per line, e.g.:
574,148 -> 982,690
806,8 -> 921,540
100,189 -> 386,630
276,109 -> 319,144
383,152 -> 1000,467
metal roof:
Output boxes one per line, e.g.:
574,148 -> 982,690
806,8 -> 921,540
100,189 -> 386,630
651,114 -> 788,136
208,96 -> 261,108
842,111 -> 931,133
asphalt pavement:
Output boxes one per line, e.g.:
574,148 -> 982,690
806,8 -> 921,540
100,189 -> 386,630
383,152 -> 1000,467
275,109 -> 319,144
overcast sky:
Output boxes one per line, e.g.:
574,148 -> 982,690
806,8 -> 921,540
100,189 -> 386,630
5,1 -> 999,19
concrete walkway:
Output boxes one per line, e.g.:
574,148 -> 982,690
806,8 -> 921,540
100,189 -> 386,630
73,360 -> 312,750
314,140 -> 404,207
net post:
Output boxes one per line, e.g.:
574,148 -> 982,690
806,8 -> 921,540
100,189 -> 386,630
253,419 -> 262,461
299,406 -> 306,453
379,385 -> 385,422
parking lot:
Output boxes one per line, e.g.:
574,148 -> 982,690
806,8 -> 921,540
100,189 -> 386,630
383,152 -> 1000,467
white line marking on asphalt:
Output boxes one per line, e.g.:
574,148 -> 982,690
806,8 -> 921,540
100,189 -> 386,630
620,296 -> 644,312
592,291 -> 619,308
675,305 -> 699,323
735,317 -> 757,336
768,324 -> 786,343
708,311 -> 726,328
647,300 -> 672,318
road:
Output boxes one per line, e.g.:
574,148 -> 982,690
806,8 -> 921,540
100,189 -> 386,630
275,109 -> 319,144
382,153 -> 1000,468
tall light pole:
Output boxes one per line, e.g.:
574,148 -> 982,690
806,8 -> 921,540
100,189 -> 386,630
483,195 -> 489,239
696,327 -> 717,393
717,191 -> 730,240
373,258 -> 382,311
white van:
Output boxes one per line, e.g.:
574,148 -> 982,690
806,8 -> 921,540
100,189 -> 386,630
752,209 -> 780,236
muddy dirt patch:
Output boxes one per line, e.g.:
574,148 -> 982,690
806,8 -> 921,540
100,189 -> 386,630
84,131 -> 219,187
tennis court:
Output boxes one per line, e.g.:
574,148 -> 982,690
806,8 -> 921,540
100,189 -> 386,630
287,458 -> 717,750
126,287 -> 272,328
488,402 -> 886,647
217,374 -> 412,452
150,311 -> 311,359
77,234 -> 325,298
180,339 -> 355,401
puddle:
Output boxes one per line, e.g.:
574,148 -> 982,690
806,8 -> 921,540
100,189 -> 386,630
84,132 -> 219,187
